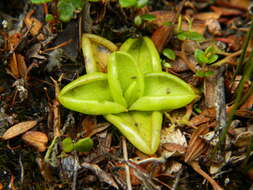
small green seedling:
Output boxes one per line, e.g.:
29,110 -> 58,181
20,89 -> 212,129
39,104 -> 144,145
58,34 -> 196,154
45,14 -> 54,22
162,48 -> 176,61
162,21 -> 173,27
177,31 -> 205,41
134,16 -> 142,26
57,0 -> 84,22
194,47 -> 219,65
119,0 -> 148,8
176,15 -> 205,42
62,137 -> 93,153
195,70 -> 214,78
162,60 -> 172,68
31,0 -> 52,3
194,46 -> 218,78
140,14 -> 156,21
31,0 -> 94,22
134,14 -> 156,27
62,137 -> 74,153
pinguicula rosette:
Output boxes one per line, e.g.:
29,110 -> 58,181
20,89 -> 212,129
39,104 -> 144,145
58,34 -> 196,155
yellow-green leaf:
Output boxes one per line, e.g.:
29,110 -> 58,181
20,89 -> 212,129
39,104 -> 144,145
120,37 -> 161,73
108,51 -> 144,107
58,72 -> 127,115
130,72 -> 196,111
105,111 -> 162,155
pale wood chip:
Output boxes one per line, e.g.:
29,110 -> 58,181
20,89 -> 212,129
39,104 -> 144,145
2,120 -> 37,140
22,131 -> 48,152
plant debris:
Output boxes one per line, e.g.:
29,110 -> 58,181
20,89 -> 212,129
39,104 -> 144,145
1,0 -> 253,189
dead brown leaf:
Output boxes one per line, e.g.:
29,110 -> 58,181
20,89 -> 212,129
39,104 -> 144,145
24,10 -> 43,38
7,33 -> 22,50
162,143 -> 186,153
193,12 -> 221,21
190,108 -> 216,127
227,91 -> 253,118
8,53 -> 28,79
8,53 -> 19,78
191,21 -> 207,35
16,54 -> 28,79
160,128 -> 187,159
2,120 -> 37,140
151,26 -> 172,52
236,109 -> 253,118
216,0 -> 250,11
185,124 -> 210,163
241,92 -> 253,108
210,6 -> 243,16
22,131 -> 48,152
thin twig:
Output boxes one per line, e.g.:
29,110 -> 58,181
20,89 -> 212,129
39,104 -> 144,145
191,161 -> 223,190
212,50 -> 242,67
215,66 -> 226,139
134,157 -> 166,165
72,151 -> 79,190
41,39 -> 73,53
122,137 -> 132,190
171,169 -> 183,190
19,154 -> 24,184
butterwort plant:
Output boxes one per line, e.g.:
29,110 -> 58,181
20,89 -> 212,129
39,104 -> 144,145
58,34 -> 196,154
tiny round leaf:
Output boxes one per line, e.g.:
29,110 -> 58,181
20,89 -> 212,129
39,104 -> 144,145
74,137 -> 93,152
62,137 -> 74,153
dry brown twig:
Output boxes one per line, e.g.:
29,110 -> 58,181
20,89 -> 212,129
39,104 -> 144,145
122,137 -> 132,190
190,161 -> 223,190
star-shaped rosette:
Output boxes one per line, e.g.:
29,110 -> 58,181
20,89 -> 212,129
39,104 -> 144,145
58,35 -> 196,154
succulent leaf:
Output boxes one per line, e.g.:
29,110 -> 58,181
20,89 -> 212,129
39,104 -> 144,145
74,137 -> 93,152
58,72 -> 127,115
130,72 -> 196,111
105,111 -> 162,154
108,51 -> 144,107
120,37 -> 162,73
82,34 -> 117,73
